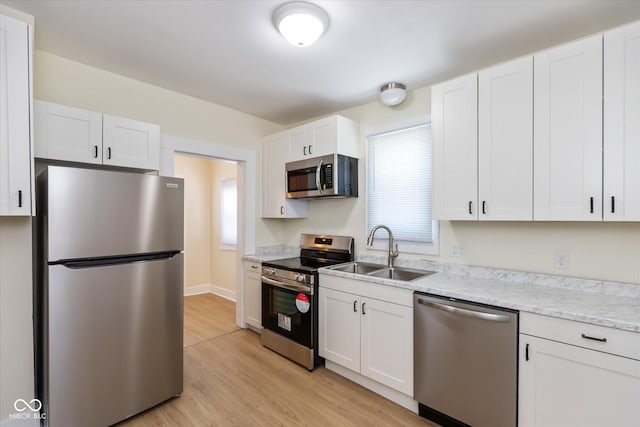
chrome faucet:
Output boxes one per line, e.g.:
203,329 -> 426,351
366,225 -> 399,268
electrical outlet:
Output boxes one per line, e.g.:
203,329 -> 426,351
452,244 -> 466,258
554,250 -> 570,269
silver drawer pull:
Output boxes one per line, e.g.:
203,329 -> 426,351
417,299 -> 511,323
581,333 -> 607,343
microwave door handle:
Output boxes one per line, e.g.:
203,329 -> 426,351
316,160 -> 324,195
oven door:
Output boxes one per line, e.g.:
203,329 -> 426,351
286,154 -> 335,198
261,276 -> 314,348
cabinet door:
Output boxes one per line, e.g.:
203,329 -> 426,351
318,287 -> 360,372
102,114 -> 160,170
242,266 -> 262,329
308,116 -> 336,158
262,133 -> 307,218
34,100 -> 103,165
0,15 -> 33,215
287,126 -> 310,161
478,56 -> 533,220
360,297 -> 413,396
432,73 -> 478,220
519,335 -> 640,427
533,34 -> 602,221
604,21 -> 640,221
262,133 -> 288,217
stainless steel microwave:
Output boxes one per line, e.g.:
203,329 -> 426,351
285,154 -> 358,199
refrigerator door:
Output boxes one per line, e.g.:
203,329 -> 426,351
40,166 -> 184,262
44,254 -> 183,427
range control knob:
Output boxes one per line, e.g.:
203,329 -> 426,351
297,274 -> 305,282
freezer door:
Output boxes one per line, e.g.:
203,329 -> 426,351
41,166 -> 184,261
44,254 -> 183,427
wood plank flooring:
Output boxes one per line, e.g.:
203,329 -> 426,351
120,294 -> 435,427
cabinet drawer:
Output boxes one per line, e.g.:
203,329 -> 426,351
520,312 -> 640,360
242,260 -> 261,272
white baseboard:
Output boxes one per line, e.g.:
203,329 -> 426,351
184,283 -> 236,302
324,360 -> 419,414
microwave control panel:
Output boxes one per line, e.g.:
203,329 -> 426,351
321,164 -> 333,190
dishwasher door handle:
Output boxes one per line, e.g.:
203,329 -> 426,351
417,299 -> 511,323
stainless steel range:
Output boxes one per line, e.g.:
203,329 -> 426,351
261,234 -> 354,370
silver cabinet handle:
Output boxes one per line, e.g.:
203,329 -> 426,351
251,265 -> 259,269
417,299 -> 511,323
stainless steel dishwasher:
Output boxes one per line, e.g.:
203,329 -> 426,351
414,292 -> 518,427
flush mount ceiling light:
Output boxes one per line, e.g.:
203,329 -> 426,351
273,2 -> 329,47
380,83 -> 407,106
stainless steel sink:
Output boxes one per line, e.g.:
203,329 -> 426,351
329,262 -> 385,275
367,267 -> 436,282
328,262 -> 436,282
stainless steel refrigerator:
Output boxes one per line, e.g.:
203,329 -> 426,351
34,165 -> 184,427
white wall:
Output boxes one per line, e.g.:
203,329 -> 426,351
281,87 -> 640,284
0,218 -> 34,422
33,50 -> 286,247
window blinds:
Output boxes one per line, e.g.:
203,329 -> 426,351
366,124 -> 433,243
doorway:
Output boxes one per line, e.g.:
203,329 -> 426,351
174,154 -> 238,300
160,135 -> 257,327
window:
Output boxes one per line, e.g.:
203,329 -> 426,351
366,122 -> 438,255
220,178 -> 237,249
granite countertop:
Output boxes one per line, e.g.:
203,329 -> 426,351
242,245 -> 300,263
243,246 -> 640,333
319,262 -> 640,334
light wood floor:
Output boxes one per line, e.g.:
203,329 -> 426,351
120,294 -> 435,426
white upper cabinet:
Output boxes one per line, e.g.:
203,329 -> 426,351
478,56 -> 533,220
34,100 -> 160,170
35,101 -> 103,165
102,114 -> 159,170
0,14 -> 34,216
432,73 -> 478,220
604,21 -> 640,221
287,115 -> 359,161
261,132 -> 307,218
533,34 -> 603,221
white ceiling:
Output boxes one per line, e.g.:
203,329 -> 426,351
5,0 -> 640,125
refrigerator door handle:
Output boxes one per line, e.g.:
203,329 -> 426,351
56,251 -> 180,269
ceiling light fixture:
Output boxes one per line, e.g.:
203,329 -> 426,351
273,2 -> 329,47
379,83 -> 407,106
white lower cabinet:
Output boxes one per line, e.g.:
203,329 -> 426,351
242,260 -> 262,330
319,278 -> 413,396
519,313 -> 640,427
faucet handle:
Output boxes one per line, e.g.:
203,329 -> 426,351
392,243 -> 399,257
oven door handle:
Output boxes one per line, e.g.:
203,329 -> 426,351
262,276 -> 312,294
315,159 -> 324,195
